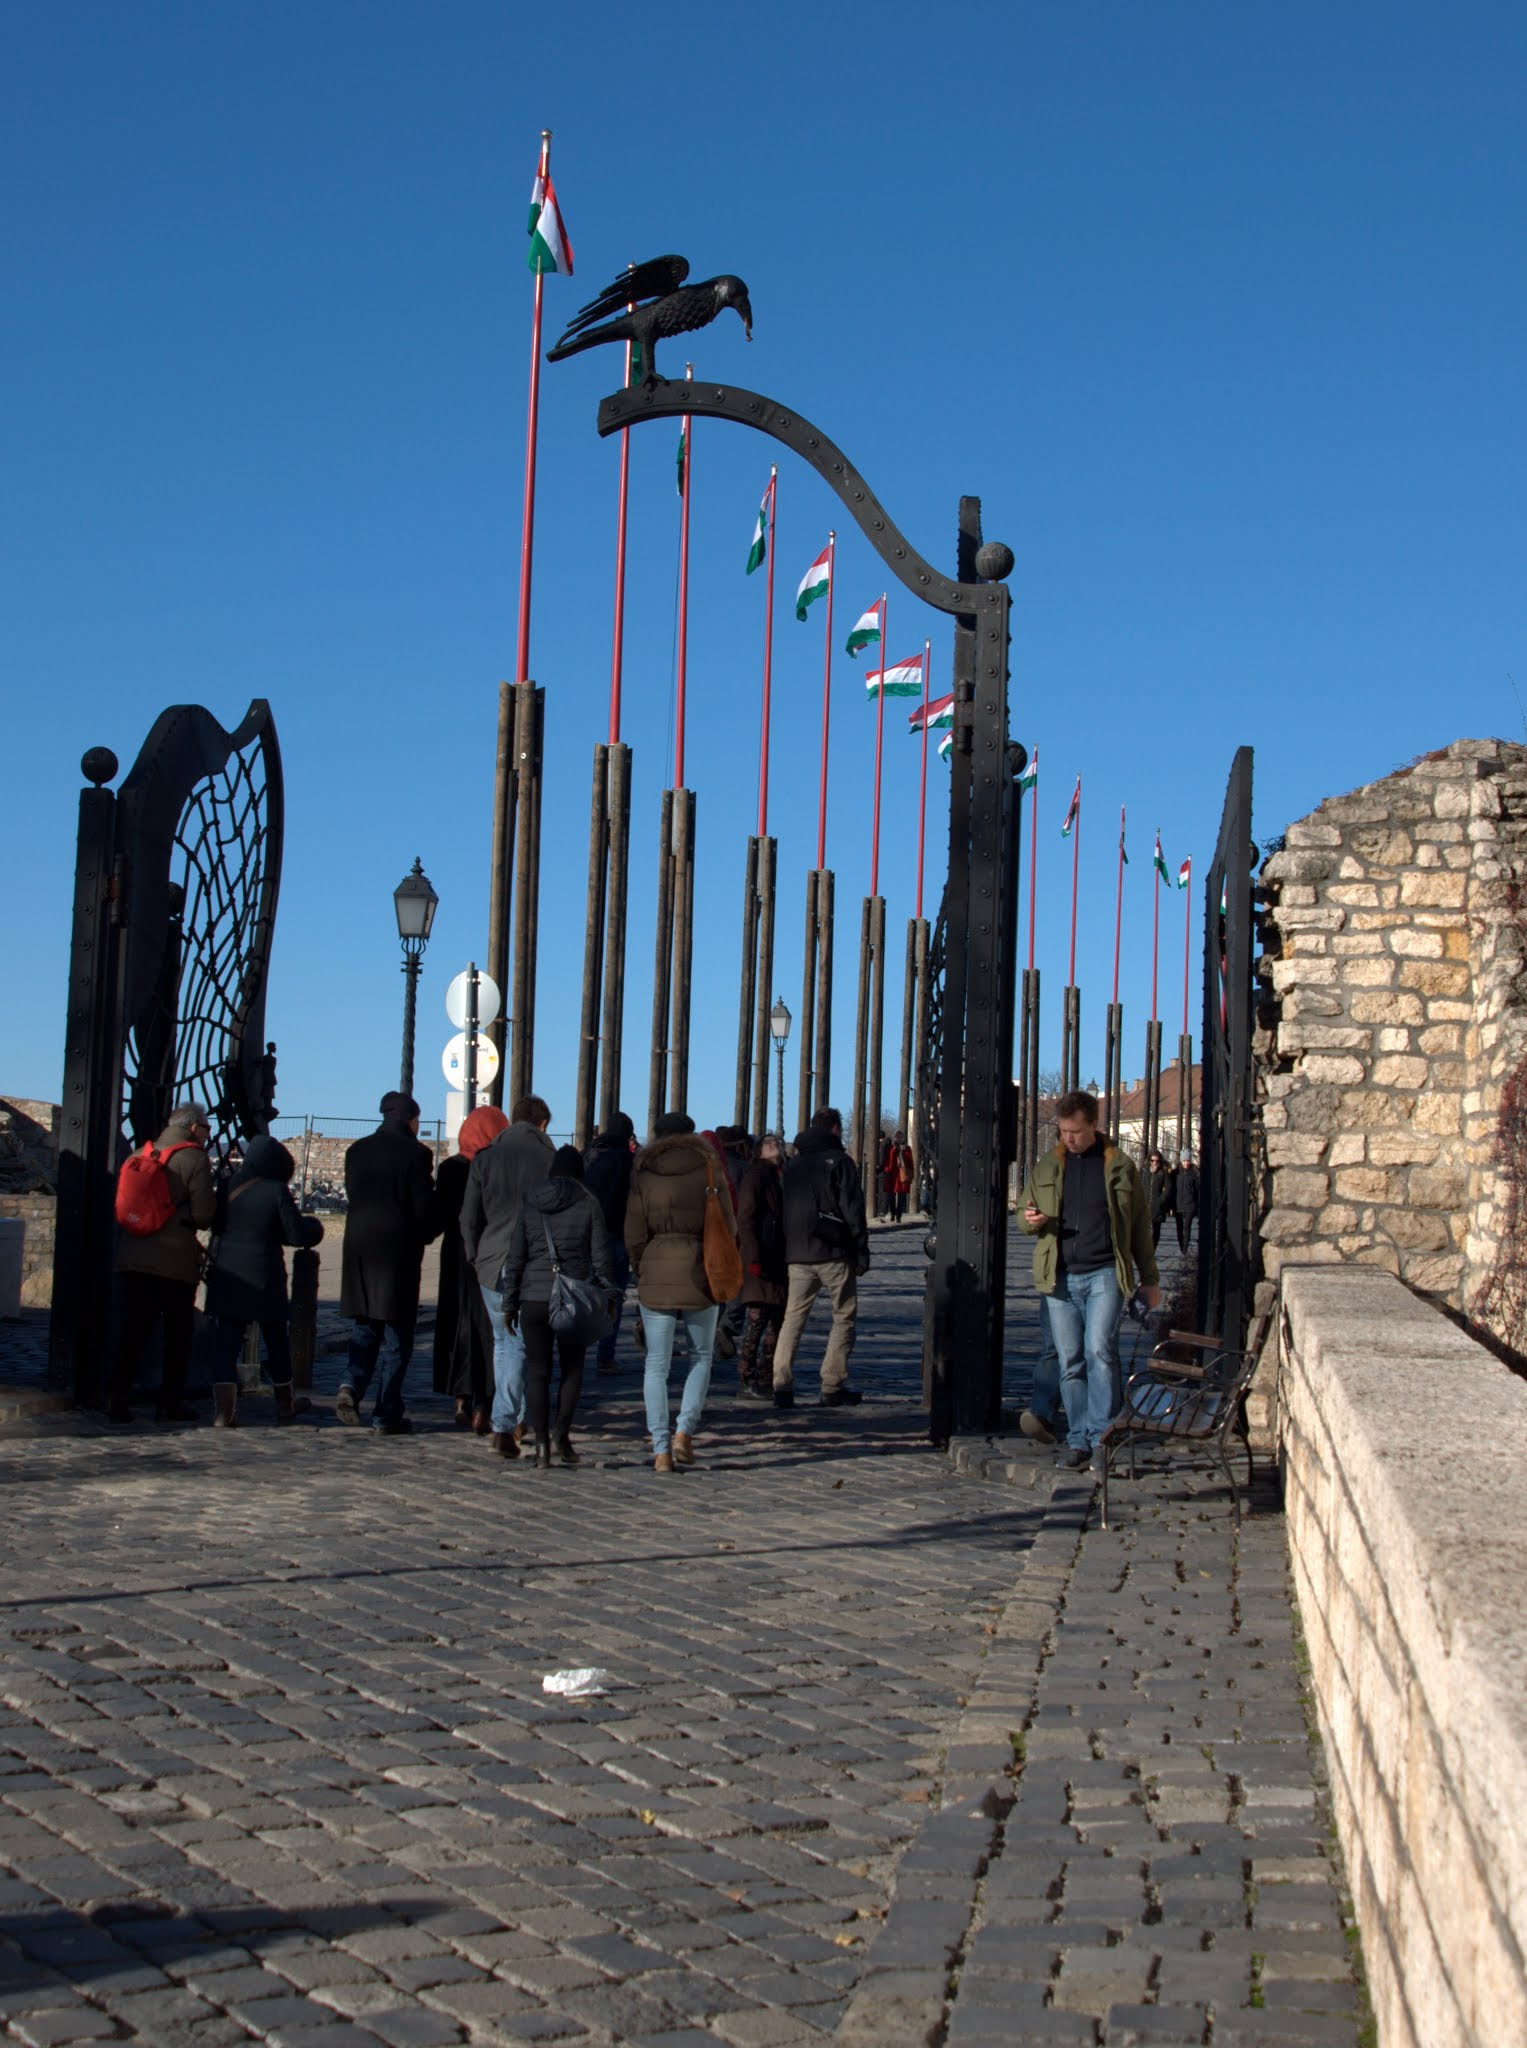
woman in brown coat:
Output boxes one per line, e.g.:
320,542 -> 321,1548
735,1134 -> 786,1399
624,1111 -> 738,1472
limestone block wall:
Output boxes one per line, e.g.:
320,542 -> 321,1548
1256,739 -> 1527,1347
1278,1268 -> 1527,2048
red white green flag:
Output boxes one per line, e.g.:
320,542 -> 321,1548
1017,745 -> 1038,793
938,731 -> 954,762
908,690 -> 954,733
1178,857 -> 1192,889
1061,778 -> 1081,837
865,655 -> 924,700
845,603 -> 882,657
745,484 -> 770,574
795,547 -> 830,622
1154,832 -> 1171,883
527,169 -> 574,276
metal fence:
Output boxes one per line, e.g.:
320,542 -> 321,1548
265,1115 -> 579,1207
1198,747 -> 1257,1346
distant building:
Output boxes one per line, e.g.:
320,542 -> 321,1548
1113,1058 -> 1200,1162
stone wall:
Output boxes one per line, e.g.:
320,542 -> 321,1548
1256,739 -> 1527,1348
1277,1267 -> 1527,2048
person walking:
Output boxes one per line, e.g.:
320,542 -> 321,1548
497,1146 -> 614,1467
583,1111 -> 637,1374
880,1133 -> 914,1222
1146,1150 -> 1174,1250
433,1105 -> 507,1430
461,1095 -> 554,1456
1174,1152 -> 1200,1254
337,1091 -> 439,1435
625,1110 -> 737,1473
771,1107 -> 869,1410
203,1135 -> 324,1427
108,1100 -> 217,1423
1019,1088 -> 1161,1472
735,1133 -> 786,1400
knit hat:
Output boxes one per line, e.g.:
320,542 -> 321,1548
549,1145 -> 585,1180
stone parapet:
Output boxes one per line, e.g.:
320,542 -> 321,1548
1277,1267 -> 1527,2048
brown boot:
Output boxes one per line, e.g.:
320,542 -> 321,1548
672,1430 -> 695,1466
653,1451 -> 675,1473
212,1384 -> 238,1429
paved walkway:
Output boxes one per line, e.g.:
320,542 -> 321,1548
0,1229 -> 1366,2045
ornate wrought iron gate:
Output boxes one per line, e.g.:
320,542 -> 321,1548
1198,745 -> 1256,1345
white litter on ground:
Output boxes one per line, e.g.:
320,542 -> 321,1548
541,1667 -> 611,1697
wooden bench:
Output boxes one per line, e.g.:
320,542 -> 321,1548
1098,1325 -> 1262,1529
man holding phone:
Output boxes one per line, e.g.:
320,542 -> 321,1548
1019,1089 -> 1161,1471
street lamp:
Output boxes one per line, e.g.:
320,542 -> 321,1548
393,857 -> 438,1096
769,997 -> 792,1140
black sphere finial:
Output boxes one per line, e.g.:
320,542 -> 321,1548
974,542 -> 1014,583
81,747 -> 118,787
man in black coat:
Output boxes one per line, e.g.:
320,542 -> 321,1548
338,1091 -> 438,1434
769,1107 -> 869,1411
1174,1152 -> 1200,1255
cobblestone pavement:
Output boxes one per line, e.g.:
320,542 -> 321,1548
0,1228 -> 1365,2045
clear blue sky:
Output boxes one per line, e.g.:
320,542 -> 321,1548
4,2 -> 1524,1129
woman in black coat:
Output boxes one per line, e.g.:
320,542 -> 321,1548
203,1136 -> 324,1427
735,1134 -> 786,1399
1174,1153 -> 1200,1254
432,1106 -> 506,1429
499,1147 -> 614,1468
1146,1151 -> 1174,1249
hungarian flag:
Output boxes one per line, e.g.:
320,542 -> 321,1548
1178,857 -> 1192,889
908,691 -> 954,733
527,168 -> 574,276
846,604 -> 881,657
1120,810 -> 1130,864
795,547 -> 829,621
746,486 -> 769,574
675,424 -> 687,498
1061,778 -> 1080,837
1154,832 -> 1170,884
938,731 -> 954,762
865,655 -> 924,700
1017,746 -> 1038,793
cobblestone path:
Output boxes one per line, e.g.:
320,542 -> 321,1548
0,1227 -> 1365,2045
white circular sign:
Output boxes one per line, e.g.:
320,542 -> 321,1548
445,970 -> 502,1031
442,1032 -> 501,1090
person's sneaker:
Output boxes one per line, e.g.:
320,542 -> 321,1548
773,1387 -> 795,1409
653,1451 -> 675,1473
672,1430 -> 695,1466
371,1417 -> 413,1436
335,1387 -> 360,1425
1059,1445 -> 1092,1470
1019,1408 -> 1057,1446
820,1387 -> 863,1407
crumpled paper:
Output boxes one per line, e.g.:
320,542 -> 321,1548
541,1667 -> 611,1697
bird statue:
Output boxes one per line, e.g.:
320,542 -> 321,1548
546,255 -> 752,382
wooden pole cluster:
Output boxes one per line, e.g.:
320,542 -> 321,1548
647,789 -> 675,1137
597,744 -> 632,1132
573,741 -> 634,1148
1142,1018 -> 1164,1164
897,915 -> 923,1151
485,680 -> 545,1110
797,868 -> 834,1134
732,836 -> 778,1133
1016,966 -> 1041,1186
1103,1000 -> 1124,1139
850,894 -> 886,1209
910,913 -> 932,1207
1177,1031 -> 1194,1158
1061,985 -> 1081,1092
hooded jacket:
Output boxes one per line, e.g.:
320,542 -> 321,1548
781,1126 -> 869,1268
461,1119 -> 555,1291
115,1122 -> 216,1286
624,1133 -> 738,1311
203,1136 -> 324,1326
498,1176 -> 614,1309
1019,1136 -> 1159,1299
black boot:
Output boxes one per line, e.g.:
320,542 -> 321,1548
533,1437 -> 553,1469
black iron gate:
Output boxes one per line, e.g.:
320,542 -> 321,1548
1198,744 -> 1256,1345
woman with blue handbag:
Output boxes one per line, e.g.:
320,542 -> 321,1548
497,1147 -> 615,1468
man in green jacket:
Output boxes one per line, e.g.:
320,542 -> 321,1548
1019,1090 -> 1161,1471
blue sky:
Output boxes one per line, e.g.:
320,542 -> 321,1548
4,2 -> 1524,1130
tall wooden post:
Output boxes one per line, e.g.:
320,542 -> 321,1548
1103,1000 -> 1124,1138
898,915 -> 919,1145
1019,968 -> 1041,1183
1143,1017 -> 1163,1165
749,836 -> 777,1133
851,894 -> 874,1190
669,788 -> 696,1117
1177,1031 -> 1194,1157
597,742 -> 633,1132
574,742 -> 609,1150
508,679 -> 544,1108
733,838 -> 760,1128
911,913 -> 931,1208
814,869 -> 835,1122
865,896 -> 886,1212
647,788 -> 675,1137
1061,984 -> 1081,1092
798,870 -> 819,1136
485,681 -> 517,1106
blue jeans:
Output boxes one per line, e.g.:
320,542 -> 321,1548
481,1282 -> 526,1433
597,1243 -> 632,1368
1046,1267 -> 1124,1450
1027,1308 -> 1061,1427
641,1303 -> 718,1455
344,1316 -> 414,1427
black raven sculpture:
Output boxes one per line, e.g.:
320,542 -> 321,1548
546,255 -> 752,381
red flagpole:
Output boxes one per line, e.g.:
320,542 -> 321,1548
1068,778 -> 1081,985
915,639 -> 931,919
870,594 -> 888,895
1111,806 -> 1125,1006
1027,750 -> 1038,973
1151,835 -> 1161,1020
816,533 -> 835,868
1182,861 -> 1193,1037
515,130 -> 551,687
608,329 -> 632,743
757,469 -> 777,837
674,365 -> 693,788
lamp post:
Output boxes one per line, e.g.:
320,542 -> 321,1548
394,857 -> 439,1096
769,997 -> 791,1140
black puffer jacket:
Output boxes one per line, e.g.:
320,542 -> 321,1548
498,1177 -> 614,1310
203,1137 -> 324,1325
781,1127 -> 869,1270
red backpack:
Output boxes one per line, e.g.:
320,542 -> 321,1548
114,1142 -> 197,1237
